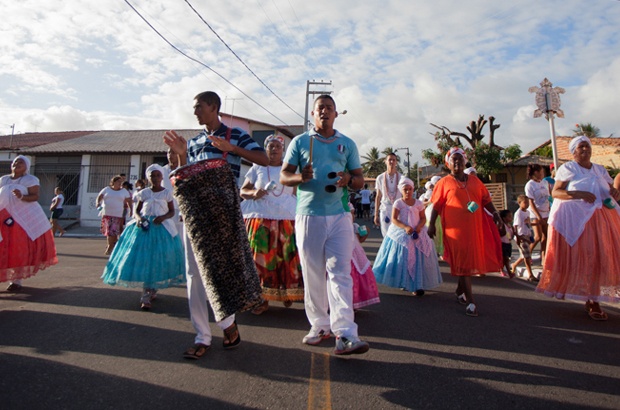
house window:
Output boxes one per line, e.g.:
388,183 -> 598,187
252,130 -> 275,148
88,155 -> 131,193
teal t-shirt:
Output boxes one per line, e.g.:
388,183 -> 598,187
283,129 -> 361,216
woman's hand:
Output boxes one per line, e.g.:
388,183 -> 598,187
253,188 -> 268,200
573,190 -> 596,203
404,225 -> 414,235
427,224 -> 436,238
12,189 -> 23,200
609,186 -> 620,201
153,216 -> 165,225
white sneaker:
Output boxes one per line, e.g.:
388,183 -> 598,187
334,336 -> 370,355
302,327 -> 333,346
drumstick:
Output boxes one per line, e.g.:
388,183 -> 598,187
308,135 -> 314,165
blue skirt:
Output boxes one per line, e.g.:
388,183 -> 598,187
102,218 -> 186,289
373,230 -> 443,292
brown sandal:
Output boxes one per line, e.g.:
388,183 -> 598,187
223,321 -> 241,349
585,301 -> 608,321
183,343 -> 210,360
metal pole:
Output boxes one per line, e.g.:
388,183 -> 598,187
304,81 -> 310,132
545,93 -> 559,170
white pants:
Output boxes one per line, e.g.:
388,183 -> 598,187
379,205 -> 393,237
295,213 -> 358,338
184,227 -> 235,346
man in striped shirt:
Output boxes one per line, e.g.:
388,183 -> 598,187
164,91 -> 267,359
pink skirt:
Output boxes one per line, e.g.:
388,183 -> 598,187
351,244 -> 380,309
100,215 -> 124,237
537,208 -> 620,303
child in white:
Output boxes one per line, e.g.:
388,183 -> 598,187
512,195 -> 536,281
373,177 -> 442,295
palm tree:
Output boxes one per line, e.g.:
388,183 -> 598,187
361,147 -> 384,178
573,122 -> 601,138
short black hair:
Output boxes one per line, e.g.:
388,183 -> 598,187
499,209 -> 511,219
314,94 -> 336,110
194,91 -> 222,113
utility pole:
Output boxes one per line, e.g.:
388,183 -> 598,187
304,80 -> 332,131
396,147 -> 411,179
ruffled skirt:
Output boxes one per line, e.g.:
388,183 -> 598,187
373,230 -> 443,292
0,208 -> 58,282
536,208 -> 620,303
351,245 -> 380,309
102,218 -> 185,289
245,217 -> 304,302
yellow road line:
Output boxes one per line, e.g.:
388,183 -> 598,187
308,352 -> 331,410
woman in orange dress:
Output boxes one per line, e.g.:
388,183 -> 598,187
536,136 -> 620,320
0,155 -> 58,292
428,147 -> 503,317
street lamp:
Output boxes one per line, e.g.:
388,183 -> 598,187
529,78 -> 565,169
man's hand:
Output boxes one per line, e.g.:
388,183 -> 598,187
207,135 -> 235,153
163,131 -> 187,157
301,164 -> 314,183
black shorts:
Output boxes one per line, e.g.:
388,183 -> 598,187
501,242 -> 512,258
362,203 -> 371,211
51,208 -> 64,220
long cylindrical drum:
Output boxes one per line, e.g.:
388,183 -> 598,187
170,159 -> 263,321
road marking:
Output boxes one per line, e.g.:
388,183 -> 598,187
308,352 -> 331,410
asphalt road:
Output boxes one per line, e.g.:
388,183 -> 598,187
1,223 -> 619,410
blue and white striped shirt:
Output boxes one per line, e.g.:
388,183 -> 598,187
186,124 -> 263,180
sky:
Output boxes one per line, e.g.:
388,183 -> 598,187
1,0 -> 620,165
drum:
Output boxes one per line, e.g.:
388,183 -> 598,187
170,158 -> 263,321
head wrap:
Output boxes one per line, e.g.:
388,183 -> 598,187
146,163 -> 165,179
430,175 -> 442,185
444,147 -> 467,167
569,136 -> 591,154
464,167 -> 477,175
398,177 -> 414,190
264,134 -> 285,149
12,155 -> 31,174
424,181 -> 432,190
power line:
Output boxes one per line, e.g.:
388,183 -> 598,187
184,0 -> 304,121
123,0 -> 289,125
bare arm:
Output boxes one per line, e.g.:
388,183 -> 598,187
240,178 -> 268,200
280,162 -> 312,187
374,189 -> 382,227
153,201 -> 175,225
12,185 -> 39,202
552,180 -> 596,203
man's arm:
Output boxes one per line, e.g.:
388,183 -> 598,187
281,162 -> 312,187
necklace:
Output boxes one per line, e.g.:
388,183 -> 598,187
383,172 -> 400,204
451,174 -> 467,189
266,166 -> 285,197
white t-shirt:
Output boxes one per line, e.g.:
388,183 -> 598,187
360,189 -> 371,204
513,208 -> 532,237
53,193 -> 65,209
525,179 -> 550,219
98,186 -> 130,218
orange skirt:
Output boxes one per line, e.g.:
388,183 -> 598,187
537,208 -> 620,303
0,208 -> 58,282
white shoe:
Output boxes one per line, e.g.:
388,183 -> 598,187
302,327 -> 333,346
334,336 -> 370,355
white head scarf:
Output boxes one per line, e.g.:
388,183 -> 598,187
12,155 -> 31,174
398,177 -> 414,190
146,163 -> 165,179
430,175 -> 442,185
464,167 -> 477,175
424,181 -> 433,190
444,147 -> 467,167
569,136 -> 591,154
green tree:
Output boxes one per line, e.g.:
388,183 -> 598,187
573,122 -> 601,138
361,147 -> 385,178
532,145 -> 553,158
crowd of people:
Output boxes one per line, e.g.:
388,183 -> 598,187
2,92 -> 619,362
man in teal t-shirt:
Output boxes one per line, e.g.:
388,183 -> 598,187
281,95 -> 369,356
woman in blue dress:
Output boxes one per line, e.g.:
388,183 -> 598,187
373,177 -> 442,296
102,164 -> 185,310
